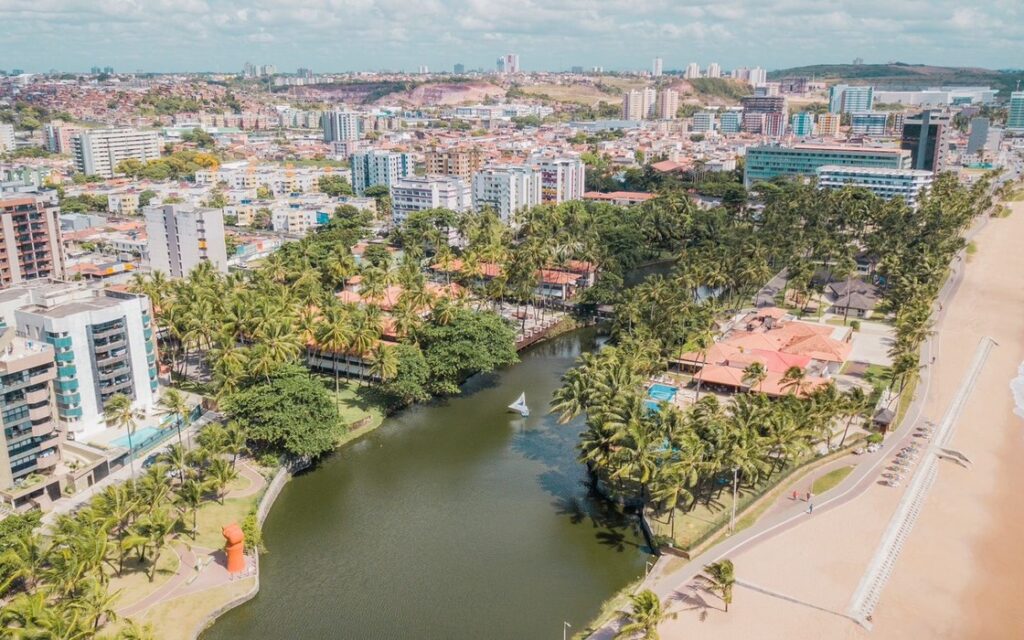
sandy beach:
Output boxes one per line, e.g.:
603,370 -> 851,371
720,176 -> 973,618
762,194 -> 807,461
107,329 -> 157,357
659,200 -> 1024,639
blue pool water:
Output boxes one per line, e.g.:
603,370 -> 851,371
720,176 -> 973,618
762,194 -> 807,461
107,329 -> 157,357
645,383 -> 678,413
112,426 -> 164,451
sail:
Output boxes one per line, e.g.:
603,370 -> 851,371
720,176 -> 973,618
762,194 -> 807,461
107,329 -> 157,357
508,392 -> 529,416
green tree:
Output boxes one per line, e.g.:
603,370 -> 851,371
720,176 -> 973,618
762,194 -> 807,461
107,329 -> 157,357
418,309 -> 518,394
104,394 -> 142,480
221,364 -> 343,458
318,174 -> 353,197
614,589 -> 676,639
381,343 -> 431,406
703,559 -> 736,612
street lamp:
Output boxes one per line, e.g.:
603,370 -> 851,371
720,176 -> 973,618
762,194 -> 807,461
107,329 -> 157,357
563,621 -> 571,640
729,466 -> 739,534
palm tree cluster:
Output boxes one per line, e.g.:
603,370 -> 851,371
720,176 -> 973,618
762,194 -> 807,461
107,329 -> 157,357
0,424 -> 245,638
552,344 -> 869,538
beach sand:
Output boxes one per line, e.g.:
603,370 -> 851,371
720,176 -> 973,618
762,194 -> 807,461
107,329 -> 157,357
660,200 -> 1024,639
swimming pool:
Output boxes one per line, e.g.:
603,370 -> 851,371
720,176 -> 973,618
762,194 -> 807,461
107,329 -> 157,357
645,383 -> 679,412
112,426 -> 165,451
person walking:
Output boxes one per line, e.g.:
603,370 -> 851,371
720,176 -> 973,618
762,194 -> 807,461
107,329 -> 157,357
805,491 -> 811,502
808,502 -> 814,515
792,490 -> 798,501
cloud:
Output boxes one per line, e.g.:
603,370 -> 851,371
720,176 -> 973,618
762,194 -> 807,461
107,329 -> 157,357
0,0 -> 1019,72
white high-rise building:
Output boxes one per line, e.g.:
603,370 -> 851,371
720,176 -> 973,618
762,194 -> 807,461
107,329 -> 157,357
657,89 -> 679,120
706,62 -> 721,79
748,67 -> 767,86
652,57 -> 663,77
622,88 -> 657,119
535,157 -> 586,204
0,124 -> 14,152
12,282 -> 159,440
350,150 -> 412,195
144,204 -> 229,277
685,62 -> 701,79
390,176 -> 471,226
72,129 -> 161,178
322,110 -> 362,142
472,165 -> 542,224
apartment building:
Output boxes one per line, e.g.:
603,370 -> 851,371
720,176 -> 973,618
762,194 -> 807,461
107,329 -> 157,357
744,144 -> 912,186
472,165 -> 542,223
106,191 -> 140,216
0,192 -> 65,287
622,88 -> 658,120
72,129 -> 161,178
1008,91 -> 1024,132
536,157 -> 586,204
851,112 -> 889,136
828,85 -> 874,114
816,113 -> 841,137
719,109 -> 742,134
791,112 -> 815,137
0,328 -> 60,501
692,111 -> 716,134
322,110 -> 363,142
144,204 -> 228,277
425,147 -> 482,180
350,150 -> 412,196
741,96 -> 787,134
816,165 -> 934,208
11,283 -> 158,439
0,124 -> 14,153
390,176 -> 471,226
657,89 -> 679,120
43,121 -> 84,154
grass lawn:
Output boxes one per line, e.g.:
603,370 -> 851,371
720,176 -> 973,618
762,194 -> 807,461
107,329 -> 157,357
648,483 -> 757,550
320,377 -> 388,446
107,547 -> 180,609
520,83 -> 619,106
862,364 -> 893,394
813,466 -> 854,494
192,496 -> 258,551
894,373 -> 919,429
138,577 -> 256,640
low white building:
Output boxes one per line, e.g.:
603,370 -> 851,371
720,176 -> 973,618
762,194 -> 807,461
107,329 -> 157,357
390,175 -> 471,226
816,165 -> 933,208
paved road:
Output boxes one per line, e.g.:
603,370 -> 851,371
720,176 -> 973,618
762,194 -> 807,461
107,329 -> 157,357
590,183 -> 1006,638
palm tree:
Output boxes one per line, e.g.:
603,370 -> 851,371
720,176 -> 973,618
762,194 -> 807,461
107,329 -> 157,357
157,388 -> 191,449
73,578 -> 119,633
207,457 -> 238,505
780,366 -> 807,396
839,386 -> 870,447
159,443 -> 190,484
369,346 -> 399,383
614,589 -> 676,639
117,621 -> 158,640
223,421 -> 248,467
175,479 -> 205,539
741,362 -> 767,393
104,394 -> 143,482
703,559 -> 736,612
0,530 -> 49,593
316,306 -> 354,403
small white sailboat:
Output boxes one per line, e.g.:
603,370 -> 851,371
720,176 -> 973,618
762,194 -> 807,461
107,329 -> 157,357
508,392 -> 530,417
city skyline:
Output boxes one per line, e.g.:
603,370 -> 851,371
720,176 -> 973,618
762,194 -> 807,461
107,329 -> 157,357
1,0 -> 1021,73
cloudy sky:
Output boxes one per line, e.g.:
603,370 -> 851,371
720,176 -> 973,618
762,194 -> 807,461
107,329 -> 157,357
0,0 -> 1020,73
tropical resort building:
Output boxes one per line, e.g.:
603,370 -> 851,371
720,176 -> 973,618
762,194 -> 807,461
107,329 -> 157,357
672,308 -> 853,397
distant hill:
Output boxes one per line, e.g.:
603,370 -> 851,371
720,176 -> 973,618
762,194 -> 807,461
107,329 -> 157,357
768,63 -> 1024,95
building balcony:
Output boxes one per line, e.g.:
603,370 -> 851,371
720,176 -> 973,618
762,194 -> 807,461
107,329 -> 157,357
58,365 -> 77,379
55,350 -> 75,363
91,326 -> 126,341
48,335 -> 73,349
100,379 -> 133,395
29,369 -> 55,385
96,350 -> 129,367
25,387 -> 49,403
31,419 -> 56,437
92,336 -> 125,353
28,404 -> 51,421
